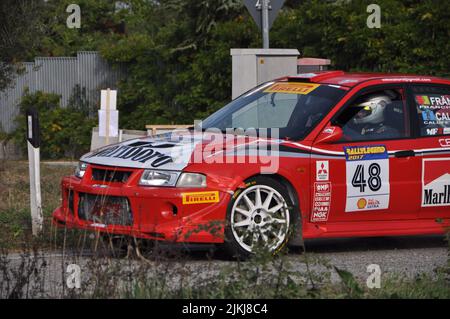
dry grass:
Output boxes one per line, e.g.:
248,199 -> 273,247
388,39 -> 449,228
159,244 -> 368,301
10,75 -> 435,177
0,161 -> 448,299
0,160 -> 74,249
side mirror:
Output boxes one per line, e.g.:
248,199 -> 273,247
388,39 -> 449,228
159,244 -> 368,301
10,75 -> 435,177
315,125 -> 343,144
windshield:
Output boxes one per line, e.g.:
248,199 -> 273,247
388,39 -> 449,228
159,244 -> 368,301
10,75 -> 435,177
201,81 -> 346,140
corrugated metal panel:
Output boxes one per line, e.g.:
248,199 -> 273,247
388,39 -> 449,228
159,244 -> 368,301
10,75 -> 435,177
34,57 -> 78,107
0,63 -> 35,133
0,52 -> 125,133
78,51 -> 125,111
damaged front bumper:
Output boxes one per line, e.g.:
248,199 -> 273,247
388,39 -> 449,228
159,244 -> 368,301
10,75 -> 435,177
52,164 -> 230,243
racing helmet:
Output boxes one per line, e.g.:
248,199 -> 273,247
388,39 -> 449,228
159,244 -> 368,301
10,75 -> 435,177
353,94 -> 392,125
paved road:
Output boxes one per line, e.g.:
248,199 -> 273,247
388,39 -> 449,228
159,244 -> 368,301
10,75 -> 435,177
2,235 -> 448,298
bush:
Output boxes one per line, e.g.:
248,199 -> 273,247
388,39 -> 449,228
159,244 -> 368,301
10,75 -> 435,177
11,90 -> 96,159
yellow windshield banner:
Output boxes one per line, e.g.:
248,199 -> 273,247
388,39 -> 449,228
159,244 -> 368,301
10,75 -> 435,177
264,82 -> 320,95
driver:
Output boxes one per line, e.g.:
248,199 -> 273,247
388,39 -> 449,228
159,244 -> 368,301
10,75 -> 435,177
343,94 -> 400,140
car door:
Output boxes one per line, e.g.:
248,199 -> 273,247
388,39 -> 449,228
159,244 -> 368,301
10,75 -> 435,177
408,84 -> 450,220
311,84 -> 421,223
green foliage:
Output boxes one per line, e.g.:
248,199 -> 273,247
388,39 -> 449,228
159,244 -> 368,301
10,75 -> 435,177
11,90 -> 95,159
0,0 -> 47,90
97,0 -> 450,129
40,0 -> 126,57
123,246 -> 450,299
333,266 -> 364,298
3,0 -> 450,131
272,0 -> 450,76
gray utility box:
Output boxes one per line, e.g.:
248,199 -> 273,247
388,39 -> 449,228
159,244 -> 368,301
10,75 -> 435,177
230,48 -> 300,99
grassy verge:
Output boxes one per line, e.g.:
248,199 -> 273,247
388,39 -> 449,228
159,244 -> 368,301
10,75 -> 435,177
0,160 -> 448,299
0,243 -> 448,299
0,160 -> 74,249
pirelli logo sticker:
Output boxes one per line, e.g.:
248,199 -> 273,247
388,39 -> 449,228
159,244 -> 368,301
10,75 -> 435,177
182,191 -> 220,205
264,82 -> 320,95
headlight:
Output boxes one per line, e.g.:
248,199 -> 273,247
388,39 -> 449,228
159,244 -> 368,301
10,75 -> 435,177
139,170 -> 207,187
176,173 -> 206,188
75,162 -> 88,178
139,170 -> 180,187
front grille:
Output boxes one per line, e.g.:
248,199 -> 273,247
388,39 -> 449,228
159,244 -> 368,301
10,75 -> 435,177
91,168 -> 132,183
78,193 -> 133,226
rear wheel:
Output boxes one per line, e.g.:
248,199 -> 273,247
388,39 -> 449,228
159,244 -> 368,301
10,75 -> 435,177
223,176 -> 295,259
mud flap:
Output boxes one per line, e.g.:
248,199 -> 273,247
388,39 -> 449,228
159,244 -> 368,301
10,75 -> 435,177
288,208 -> 304,247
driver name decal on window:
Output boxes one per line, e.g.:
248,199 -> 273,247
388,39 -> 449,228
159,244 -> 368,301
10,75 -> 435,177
415,94 -> 450,136
264,82 -> 320,95
344,145 -> 390,212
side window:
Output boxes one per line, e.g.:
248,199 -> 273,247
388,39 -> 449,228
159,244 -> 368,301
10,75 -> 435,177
412,86 -> 450,137
334,88 -> 409,142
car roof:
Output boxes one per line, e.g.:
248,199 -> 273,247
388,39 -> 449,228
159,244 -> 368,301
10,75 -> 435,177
282,71 -> 450,88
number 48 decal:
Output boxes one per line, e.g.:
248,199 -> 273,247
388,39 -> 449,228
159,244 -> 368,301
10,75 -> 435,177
344,145 -> 390,212
351,163 -> 382,193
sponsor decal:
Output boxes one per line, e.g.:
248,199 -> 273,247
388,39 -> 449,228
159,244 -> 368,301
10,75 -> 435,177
426,128 -> 442,136
339,79 -> 358,84
416,94 -> 450,128
311,182 -> 331,222
381,78 -> 432,83
444,128 -> 450,135
421,158 -> 450,207
86,141 -> 174,167
356,198 -> 382,210
357,198 -> 367,209
416,95 -> 431,105
322,127 -> 336,134
429,95 -> 450,107
316,160 -> 329,181
344,145 -> 390,212
344,145 -> 387,161
264,82 -> 320,95
297,73 -> 317,78
437,112 -> 450,121
182,191 -> 220,205
439,138 -> 450,147
421,109 -> 437,122
92,184 -> 108,188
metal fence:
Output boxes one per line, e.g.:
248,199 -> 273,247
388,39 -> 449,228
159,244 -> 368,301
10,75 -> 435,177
0,51 -> 125,133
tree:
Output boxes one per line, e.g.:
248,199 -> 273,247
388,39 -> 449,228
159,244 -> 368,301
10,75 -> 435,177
3,0 -> 449,133
0,0 -> 46,91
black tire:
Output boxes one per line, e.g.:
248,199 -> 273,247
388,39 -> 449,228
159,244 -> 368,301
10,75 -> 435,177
223,176 -> 297,259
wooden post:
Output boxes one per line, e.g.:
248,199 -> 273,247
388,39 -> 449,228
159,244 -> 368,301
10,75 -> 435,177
105,88 -> 110,145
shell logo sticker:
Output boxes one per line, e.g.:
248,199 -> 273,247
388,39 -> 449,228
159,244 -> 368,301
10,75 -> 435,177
357,198 -> 367,209
182,191 -> 219,205
264,82 -> 320,95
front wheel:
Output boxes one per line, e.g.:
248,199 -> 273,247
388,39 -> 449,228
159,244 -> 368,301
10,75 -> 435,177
223,176 -> 295,259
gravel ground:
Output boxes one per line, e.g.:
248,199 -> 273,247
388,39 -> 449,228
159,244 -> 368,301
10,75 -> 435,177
2,235 -> 448,298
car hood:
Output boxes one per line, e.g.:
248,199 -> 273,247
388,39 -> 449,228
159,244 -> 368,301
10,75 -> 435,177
80,131 -> 282,171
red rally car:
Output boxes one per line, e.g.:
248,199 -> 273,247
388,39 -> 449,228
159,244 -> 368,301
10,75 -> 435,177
53,71 -> 450,258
